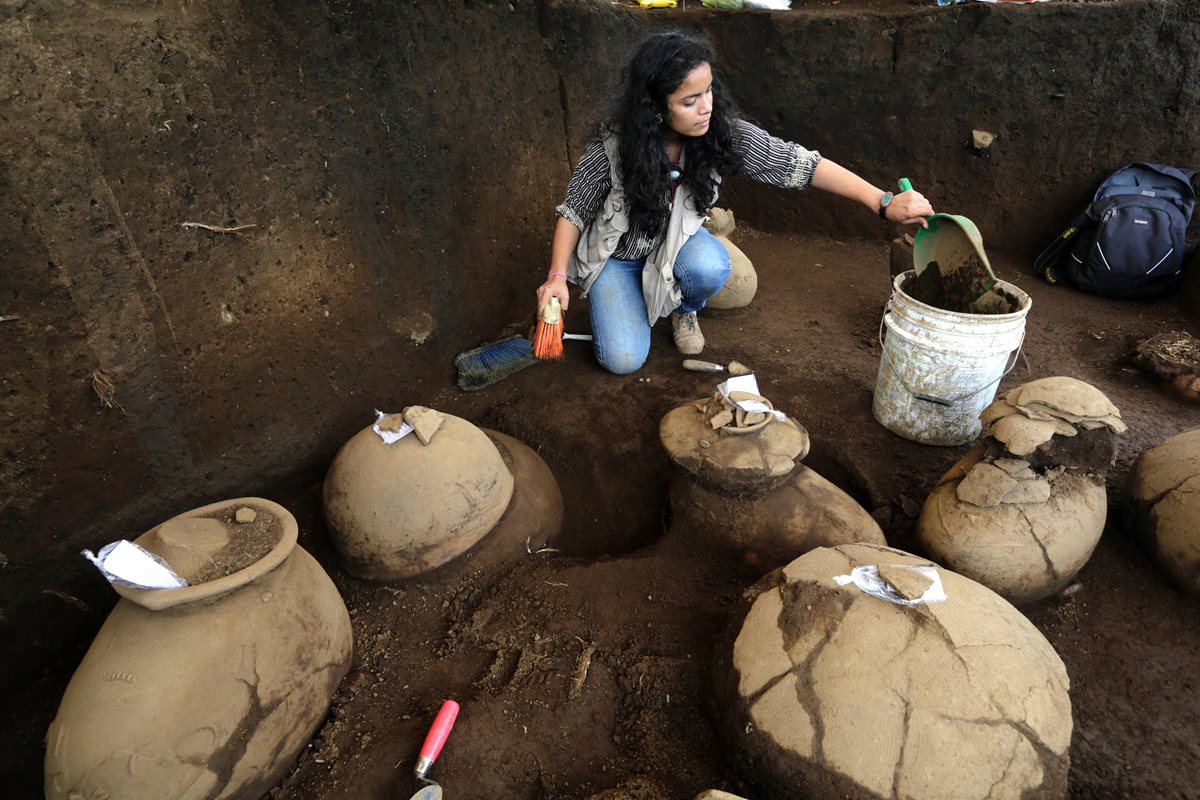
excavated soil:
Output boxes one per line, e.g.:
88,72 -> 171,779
191,503 -> 283,584
5,1 -> 1200,798
284,232 -> 1200,800
9,229 -> 1200,799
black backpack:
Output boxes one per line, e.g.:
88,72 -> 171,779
1035,162 -> 1197,299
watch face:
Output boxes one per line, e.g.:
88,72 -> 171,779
880,192 -> 894,207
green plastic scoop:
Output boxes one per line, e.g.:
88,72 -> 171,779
898,178 -> 998,306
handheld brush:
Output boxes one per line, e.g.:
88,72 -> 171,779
533,296 -> 564,361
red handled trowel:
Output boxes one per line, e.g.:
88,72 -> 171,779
406,699 -> 459,800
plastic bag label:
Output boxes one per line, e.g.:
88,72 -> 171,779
83,540 -> 188,589
833,564 -> 947,605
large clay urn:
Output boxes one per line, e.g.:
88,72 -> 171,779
918,446 -> 1107,605
917,377 -> 1123,604
479,429 -> 563,560
661,393 -> 884,575
1126,427 -> 1200,593
716,543 -> 1072,799
45,498 -> 353,800
323,407 -> 516,580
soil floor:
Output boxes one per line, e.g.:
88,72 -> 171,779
8,227 -> 1200,799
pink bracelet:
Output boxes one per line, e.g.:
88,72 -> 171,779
547,271 -> 567,280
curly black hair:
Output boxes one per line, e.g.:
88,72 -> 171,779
602,31 -> 742,234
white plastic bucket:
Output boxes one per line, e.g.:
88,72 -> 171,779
872,272 -> 1031,446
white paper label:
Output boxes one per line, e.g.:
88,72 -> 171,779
833,564 -> 948,606
372,409 -> 414,444
716,374 -> 788,420
83,540 -> 188,589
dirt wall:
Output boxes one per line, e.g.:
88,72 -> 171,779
3,0 -> 1200,691
698,0 -> 1200,248
0,0 -> 576,688
542,0 -> 1200,249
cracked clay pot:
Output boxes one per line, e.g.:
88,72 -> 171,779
716,542 -> 1071,800
659,398 -> 810,495
917,446 -> 1107,604
662,395 -> 876,574
668,466 -> 885,576
323,407 -> 515,580
45,498 -> 353,800
1126,427 -> 1200,593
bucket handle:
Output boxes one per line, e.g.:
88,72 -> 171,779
878,312 -> 1025,407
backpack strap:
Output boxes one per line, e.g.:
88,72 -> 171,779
1034,211 -> 1091,283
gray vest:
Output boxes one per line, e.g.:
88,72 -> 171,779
566,133 -> 719,324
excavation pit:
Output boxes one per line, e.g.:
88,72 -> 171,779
3,1 -> 1200,798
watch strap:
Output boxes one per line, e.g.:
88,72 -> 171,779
878,191 -> 894,220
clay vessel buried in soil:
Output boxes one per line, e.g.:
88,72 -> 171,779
715,543 -> 1071,800
455,429 -> 563,572
917,446 -> 1106,605
1125,427 -> 1200,593
45,498 -> 353,800
707,233 -> 758,310
703,208 -> 757,310
323,408 -> 515,580
660,399 -> 810,494
669,466 -> 885,576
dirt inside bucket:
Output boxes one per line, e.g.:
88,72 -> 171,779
904,256 -> 1021,315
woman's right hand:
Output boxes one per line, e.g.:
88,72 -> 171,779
536,273 -> 570,316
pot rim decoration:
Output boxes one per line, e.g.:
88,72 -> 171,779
114,497 -> 298,612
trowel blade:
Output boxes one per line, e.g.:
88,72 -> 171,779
409,785 -> 443,800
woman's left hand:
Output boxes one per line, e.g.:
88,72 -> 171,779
888,190 -> 935,227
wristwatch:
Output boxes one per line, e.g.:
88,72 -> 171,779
878,191 -> 894,220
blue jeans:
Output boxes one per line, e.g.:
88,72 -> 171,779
587,226 -> 731,375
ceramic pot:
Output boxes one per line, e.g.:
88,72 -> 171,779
479,429 -> 563,559
918,447 -> 1107,604
717,543 -> 1071,799
1126,427 -> 1200,593
707,234 -> 758,310
669,467 -> 885,575
45,498 -> 353,800
323,408 -> 514,580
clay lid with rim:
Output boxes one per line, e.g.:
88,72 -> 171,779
1007,377 -> 1124,426
660,399 -> 810,494
115,497 -> 297,611
985,377 -> 1126,436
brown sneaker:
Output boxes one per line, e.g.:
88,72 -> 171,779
670,310 -> 705,355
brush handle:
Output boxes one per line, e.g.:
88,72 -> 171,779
540,296 -> 562,325
682,359 -> 727,373
414,700 -> 459,779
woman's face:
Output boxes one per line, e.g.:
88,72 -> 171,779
664,62 -> 713,139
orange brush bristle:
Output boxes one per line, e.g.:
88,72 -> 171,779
533,297 -> 564,361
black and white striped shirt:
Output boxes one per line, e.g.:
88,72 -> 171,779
556,119 -> 821,261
